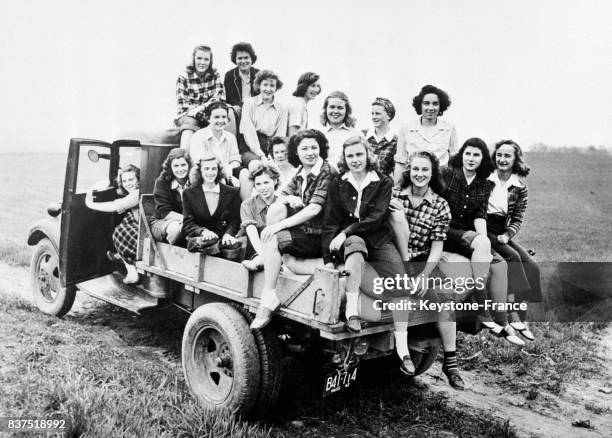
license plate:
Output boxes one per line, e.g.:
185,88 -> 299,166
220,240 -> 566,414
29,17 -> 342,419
322,364 -> 358,397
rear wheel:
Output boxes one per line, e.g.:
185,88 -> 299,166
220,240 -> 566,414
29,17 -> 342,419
182,303 -> 260,415
30,238 -> 76,317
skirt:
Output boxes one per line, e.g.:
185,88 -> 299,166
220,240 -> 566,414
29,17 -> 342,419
112,209 -> 139,264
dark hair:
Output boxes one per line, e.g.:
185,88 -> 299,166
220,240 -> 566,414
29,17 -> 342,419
249,162 -> 281,190
287,129 -> 329,167
230,42 -> 257,64
400,151 -> 445,195
449,137 -> 494,179
116,164 -> 140,196
269,136 -> 288,150
412,84 -> 451,116
337,136 -> 378,175
191,153 -> 224,185
320,91 -> 356,127
493,140 -> 530,177
254,70 -> 283,92
160,148 -> 192,182
293,72 -> 320,97
372,97 -> 396,121
186,45 -> 216,81
204,101 -> 229,119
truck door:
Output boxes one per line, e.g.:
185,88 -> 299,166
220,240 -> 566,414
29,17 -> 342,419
59,139 -> 119,286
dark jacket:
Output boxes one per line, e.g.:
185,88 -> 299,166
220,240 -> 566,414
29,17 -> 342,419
152,176 -> 186,220
322,171 -> 394,264
223,67 -> 260,107
182,184 -> 241,238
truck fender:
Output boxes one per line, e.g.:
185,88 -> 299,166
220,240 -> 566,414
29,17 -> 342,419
27,217 -> 61,253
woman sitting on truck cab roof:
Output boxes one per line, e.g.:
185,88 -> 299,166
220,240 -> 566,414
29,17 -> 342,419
223,42 -> 260,114
175,45 -> 236,150
240,163 -> 280,272
250,129 -> 337,330
151,148 -> 191,245
322,136 -> 403,334
85,165 -> 141,285
486,139 -> 541,341
182,153 -> 242,258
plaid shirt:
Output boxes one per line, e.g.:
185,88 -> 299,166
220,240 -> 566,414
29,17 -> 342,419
394,187 -> 451,260
282,158 -> 336,235
362,128 -> 397,176
440,167 -> 491,231
175,69 -> 225,121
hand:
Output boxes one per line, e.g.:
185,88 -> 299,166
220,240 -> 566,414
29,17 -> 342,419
284,195 -> 304,209
389,198 -> 403,212
324,262 -> 335,269
413,271 -> 430,298
497,234 -> 509,244
230,176 -> 241,187
222,234 -> 237,246
329,233 -> 347,252
200,230 -> 218,240
261,222 -> 284,243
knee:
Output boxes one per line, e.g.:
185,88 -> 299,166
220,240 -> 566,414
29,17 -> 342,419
266,202 -> 288,224
166,222 -> 182,244
490,259 -> 508,276
261,235 -> 279,253
505,248 -> 521,263
247,160 -> 261,173
239,168 -> 251,180
471,234 -> 491,252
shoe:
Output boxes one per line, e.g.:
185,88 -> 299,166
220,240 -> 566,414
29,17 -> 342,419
400,355 -> 415,376
122,271 -> 140,285
491,324 -> 526,347
106,250 -> 121,262
241,259 -> 263,272
511,322 -> 535,341
442,367 -> 465,390
479,319 -> 503,331
250,302 -> 280,330
345,315 -> 361,333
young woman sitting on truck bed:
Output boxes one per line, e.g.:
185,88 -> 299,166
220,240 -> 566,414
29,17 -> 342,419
250,129 -> 337,330
322,136 -> 403,334
175,45 -> 235,150
240,163 -> 280,272
182,153 -> 241,257
85,165 -> 141,285
189,101 -> 244,188
486,139 -> 541,341
150,148 -> 191,245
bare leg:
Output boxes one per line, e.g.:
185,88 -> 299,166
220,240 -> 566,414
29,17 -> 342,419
388,211 -> 411,261
180,129 -> 194,151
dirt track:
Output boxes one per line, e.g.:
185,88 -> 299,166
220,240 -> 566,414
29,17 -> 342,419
2,261 -> 611,437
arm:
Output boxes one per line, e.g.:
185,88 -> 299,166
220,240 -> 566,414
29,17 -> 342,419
213,70 -> 225,101
473,180 -> 491,235
393,127 -> 408,185
245,224 -> 263,255
85,190 -> 138,213
321,179 -> 343,264
176,74 -> 190,118
274,105 -> 289,137
342,177 -> 393,238
506,185 -> 528,239
239,99 -> 264,157
153,178 -> 176,219
228,134 -> 242,168
182,191 -> 207,237
287,99 -> 303,136
448,125 -> 459,158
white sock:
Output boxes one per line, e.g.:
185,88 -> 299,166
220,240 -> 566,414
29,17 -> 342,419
125,263 -> 137,278
394,331 -> 409,359
345,292 -> 359,318
260,288 -> 280,310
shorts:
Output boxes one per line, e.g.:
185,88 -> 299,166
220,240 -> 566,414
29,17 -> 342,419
276,228 -> 322,259
175,115 -> 207,133
150,216 -> 185,245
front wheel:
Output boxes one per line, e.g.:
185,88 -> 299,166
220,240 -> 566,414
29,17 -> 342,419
30,238 -> 76,317
182,303 -> 261,416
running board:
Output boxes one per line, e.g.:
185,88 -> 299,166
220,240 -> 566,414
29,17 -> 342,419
77,273 -> 159,314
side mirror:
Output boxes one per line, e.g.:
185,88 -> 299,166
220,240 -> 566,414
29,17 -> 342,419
47,202 -> 62,217
88,149 -> 111,162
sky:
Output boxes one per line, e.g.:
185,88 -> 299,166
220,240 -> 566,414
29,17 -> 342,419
1,0 -> 611,152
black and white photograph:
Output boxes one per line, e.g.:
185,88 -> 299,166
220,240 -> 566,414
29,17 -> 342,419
1,1 -> 611,436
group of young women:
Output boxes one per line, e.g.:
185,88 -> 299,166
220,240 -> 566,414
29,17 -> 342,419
86,42 -> 542,391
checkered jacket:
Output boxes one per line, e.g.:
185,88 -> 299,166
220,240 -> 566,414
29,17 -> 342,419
362,129 -> 397,176
175,69 -> 225,121
394,189 -> 451,261
502,183 -> 529,238
440,167 -> 491,231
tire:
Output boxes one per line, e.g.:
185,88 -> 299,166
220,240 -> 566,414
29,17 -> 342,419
234,306 -> 283,418
411,344 -> 440,376
30,238 -> 76,317
182,303 -> 260,416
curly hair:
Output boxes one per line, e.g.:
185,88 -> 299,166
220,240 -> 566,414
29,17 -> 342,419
320,91 -> 356,128
269,136 -> 288,150
412,85 -> 451,117
186,45 -> 216,81
191,153 -> 224,185
249,162 -> 281,190
293,72 -> 320,97
287,129 -> 329,167
493,140 -> 530,177
230,42 -> 257,64
449,137 -> 494,179
253,70 -> 283,92
337,136 -> 378,175
204,101 -> 230,119
400,151 -> 445,195
372,97 -> 396,121
116,164 -> 140,196
159,148 -> 191,182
